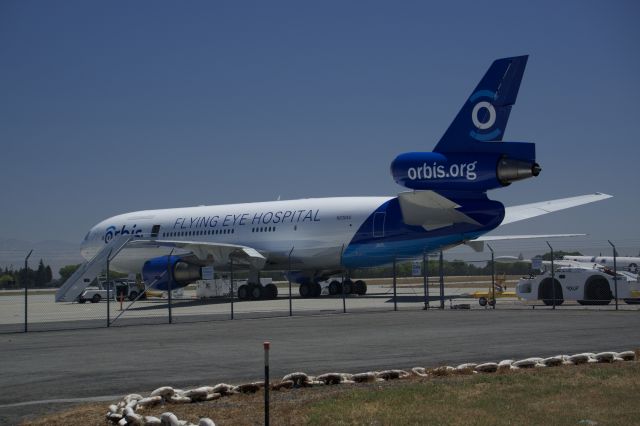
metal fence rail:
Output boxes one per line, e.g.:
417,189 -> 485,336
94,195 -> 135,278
1,239 -> 638,334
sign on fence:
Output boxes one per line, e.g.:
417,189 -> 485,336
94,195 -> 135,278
201,266 -> 214,280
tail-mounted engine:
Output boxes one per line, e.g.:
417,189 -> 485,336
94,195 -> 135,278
390,150 -> 540,191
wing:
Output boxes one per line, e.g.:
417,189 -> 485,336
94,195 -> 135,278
56,237 -> 266,302
128,239 -> 266,270
501,193 -> 612,225
464,233 -> 585,252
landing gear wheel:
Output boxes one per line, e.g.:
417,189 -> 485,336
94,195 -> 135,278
342,279 -> 353,295
488,299 -> 496,307
328,280 -> 341,295
265,283 -> 278,299
91,294 -> 101,303
299,283 -> 312,298
354,280 -> 367,295
128,291 -> 138,301
478,297 -> 487,307
311,283 -> 322,297
250,284 -> 263,300
237,284 -> 248,300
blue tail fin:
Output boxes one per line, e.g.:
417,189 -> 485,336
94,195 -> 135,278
433,55 -> 528,153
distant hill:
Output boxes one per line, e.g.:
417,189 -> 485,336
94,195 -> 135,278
0,239 -> 83,278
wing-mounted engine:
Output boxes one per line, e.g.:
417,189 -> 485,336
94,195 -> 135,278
142,255 -> 202,291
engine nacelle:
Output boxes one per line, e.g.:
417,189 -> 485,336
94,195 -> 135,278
390,152 -> 540,191
142,255 -> 202,291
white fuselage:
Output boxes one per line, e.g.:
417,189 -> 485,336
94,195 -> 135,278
81,196 -> 392,274
563,256 -> 640,274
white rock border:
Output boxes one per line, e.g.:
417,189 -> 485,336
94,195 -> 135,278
106,350 -> 637,425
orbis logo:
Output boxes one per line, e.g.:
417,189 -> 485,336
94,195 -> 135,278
390,152 -> 503,191
407,161 -> 477,181
104,224 -> 143,244
469,90 -> 501,142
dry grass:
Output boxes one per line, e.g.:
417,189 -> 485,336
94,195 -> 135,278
305,362 -> 640,426
23,361 -> 639,426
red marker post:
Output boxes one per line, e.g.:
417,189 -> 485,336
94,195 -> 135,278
264,341 -> 270,426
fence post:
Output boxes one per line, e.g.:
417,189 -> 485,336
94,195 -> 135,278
608,240 -> 619,310
423,251 -> 429,310
340,244 -> 346,314
106,249 -> 112,327
439,250 -> 445,309
288,247 -> 294,317
24,249 -> 33,333
167,249 -> 174,324
393,257 -> 397,311
230,256 -> 234,320
487,244 -> 495,309
264,341 -> 270,426
546,241 -> 555,310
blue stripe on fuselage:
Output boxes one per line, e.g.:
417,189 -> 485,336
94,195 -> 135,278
342,195 -> 503,268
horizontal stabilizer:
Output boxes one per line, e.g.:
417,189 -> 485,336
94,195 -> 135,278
398,191 -> 480,231
502,193 -> 612,225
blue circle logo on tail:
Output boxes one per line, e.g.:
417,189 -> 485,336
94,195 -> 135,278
469,90 -> 502,141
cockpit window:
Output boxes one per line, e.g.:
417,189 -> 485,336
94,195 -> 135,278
84,232 -> 90,241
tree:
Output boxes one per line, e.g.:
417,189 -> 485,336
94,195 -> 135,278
540,250 -> 582,261
59,264 -> 81,286
45,265 -> 53,284
0,274 -> 16,289
36,259 -> 47,287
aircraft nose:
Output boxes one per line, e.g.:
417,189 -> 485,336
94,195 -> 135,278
80,228 -> 98,260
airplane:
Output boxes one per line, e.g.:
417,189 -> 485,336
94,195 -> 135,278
562,256 -> 639,275
56,55 -> 612,303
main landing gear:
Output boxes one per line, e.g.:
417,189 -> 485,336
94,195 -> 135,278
299,279 -> 367,298
237,283 -> 278,300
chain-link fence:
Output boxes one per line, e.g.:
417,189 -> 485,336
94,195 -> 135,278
2,237 -> 639,333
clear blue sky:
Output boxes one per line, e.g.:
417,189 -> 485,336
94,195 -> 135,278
1,1 -> 639,256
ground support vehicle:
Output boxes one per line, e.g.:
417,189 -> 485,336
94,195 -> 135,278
516,267 -> 635,306
78,280 -> 143,303
471,274 -> 516,306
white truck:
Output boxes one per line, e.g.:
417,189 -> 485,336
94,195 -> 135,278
195,277 -> 276,300
516,266 -> 639,306
78,280 -> 142,303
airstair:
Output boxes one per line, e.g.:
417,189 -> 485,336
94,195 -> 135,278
55,235 -> 132,302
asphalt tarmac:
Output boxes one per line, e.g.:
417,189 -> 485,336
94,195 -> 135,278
1,309 -> 638,424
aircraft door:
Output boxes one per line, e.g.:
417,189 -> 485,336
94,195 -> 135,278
373,212 -> 386,238
151,225 -> 161,238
